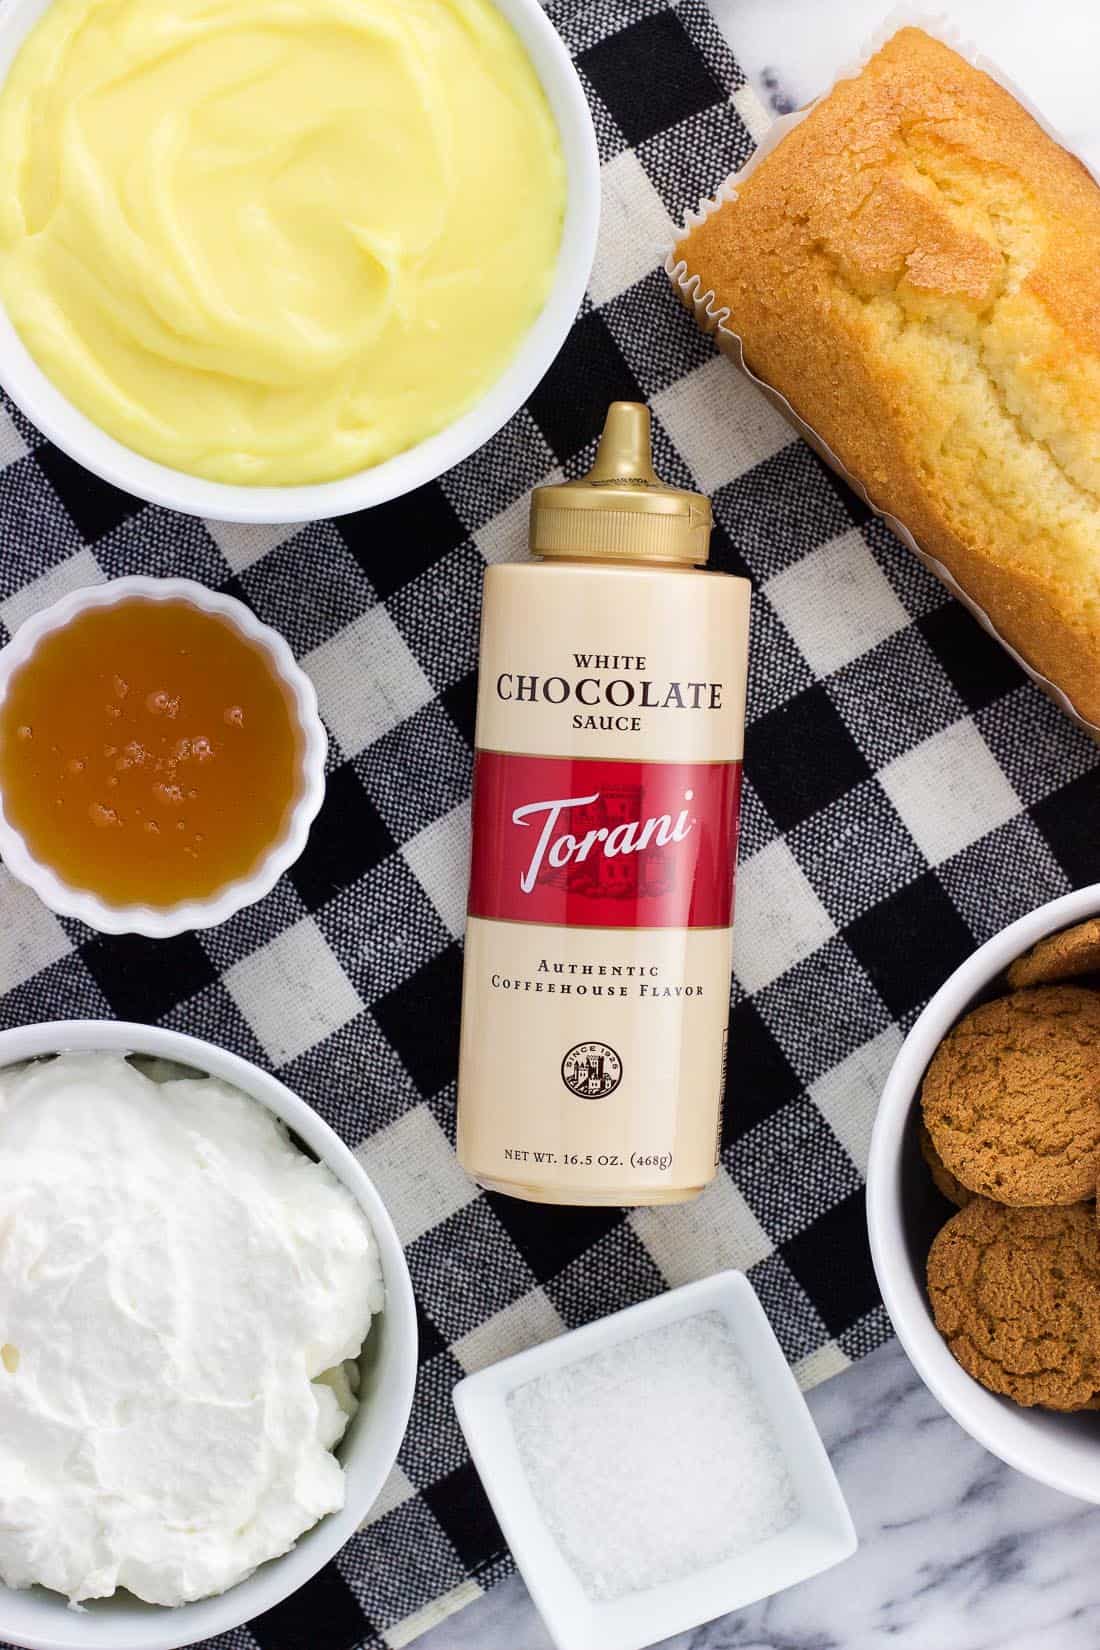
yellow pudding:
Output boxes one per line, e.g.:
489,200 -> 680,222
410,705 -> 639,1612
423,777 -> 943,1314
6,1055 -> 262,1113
0,0 -> 565,486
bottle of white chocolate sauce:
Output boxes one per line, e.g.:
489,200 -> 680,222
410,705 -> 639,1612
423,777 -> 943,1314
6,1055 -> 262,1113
457,403 -> 750,1206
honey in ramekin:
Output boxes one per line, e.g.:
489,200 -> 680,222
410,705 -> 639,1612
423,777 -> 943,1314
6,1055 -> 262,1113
0,598 -> 303,907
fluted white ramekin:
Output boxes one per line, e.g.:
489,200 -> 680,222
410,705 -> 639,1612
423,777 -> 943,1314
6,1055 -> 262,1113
0,577 -> 326,936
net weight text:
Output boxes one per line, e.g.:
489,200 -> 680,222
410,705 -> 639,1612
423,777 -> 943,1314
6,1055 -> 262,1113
502,1148 -> 672,1171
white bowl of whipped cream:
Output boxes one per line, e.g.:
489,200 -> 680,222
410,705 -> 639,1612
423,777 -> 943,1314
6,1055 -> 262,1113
0,1019 -> 417,1650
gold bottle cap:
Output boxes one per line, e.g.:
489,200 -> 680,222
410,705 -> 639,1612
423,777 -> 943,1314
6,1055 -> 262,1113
529,402 -> 712,565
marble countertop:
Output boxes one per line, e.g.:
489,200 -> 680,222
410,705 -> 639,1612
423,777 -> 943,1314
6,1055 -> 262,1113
713,0 -> 1100,174
419,1337 -> 1100,1650
417,6 -> 1100,1646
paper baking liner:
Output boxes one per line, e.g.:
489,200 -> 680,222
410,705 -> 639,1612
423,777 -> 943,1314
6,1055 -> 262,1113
665,9 -> 1100,737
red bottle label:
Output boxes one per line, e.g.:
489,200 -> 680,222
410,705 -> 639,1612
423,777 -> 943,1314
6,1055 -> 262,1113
467,750 -> 741,929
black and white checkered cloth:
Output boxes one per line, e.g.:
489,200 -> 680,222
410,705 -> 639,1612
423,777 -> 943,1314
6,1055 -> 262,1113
0,1 -> 1097,1645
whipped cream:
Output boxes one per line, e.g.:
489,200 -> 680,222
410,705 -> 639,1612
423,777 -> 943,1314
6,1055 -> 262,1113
0,1052 -> 383,1606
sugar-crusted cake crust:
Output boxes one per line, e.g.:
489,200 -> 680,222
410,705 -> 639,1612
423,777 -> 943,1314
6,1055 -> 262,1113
675,27 -> 1100,723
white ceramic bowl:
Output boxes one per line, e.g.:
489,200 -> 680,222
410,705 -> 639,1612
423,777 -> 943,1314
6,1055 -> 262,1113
0,1018 -> 418,1650
0,0 -> 599,524
867,884 -> 1100,1504
0,576 -> 327,937
454,1271 -> 856,1650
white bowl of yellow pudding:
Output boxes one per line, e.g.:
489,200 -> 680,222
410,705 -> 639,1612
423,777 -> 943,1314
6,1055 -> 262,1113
0,0 -> 598,521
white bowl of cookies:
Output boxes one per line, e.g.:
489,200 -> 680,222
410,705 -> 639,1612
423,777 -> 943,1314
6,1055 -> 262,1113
867,885 -> 1100,1503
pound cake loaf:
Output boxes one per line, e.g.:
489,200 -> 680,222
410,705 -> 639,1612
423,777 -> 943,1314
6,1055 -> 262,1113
673,27 -> 1100,725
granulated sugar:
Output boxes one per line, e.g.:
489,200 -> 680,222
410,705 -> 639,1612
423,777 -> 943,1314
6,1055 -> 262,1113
506,1311 -> 798,1602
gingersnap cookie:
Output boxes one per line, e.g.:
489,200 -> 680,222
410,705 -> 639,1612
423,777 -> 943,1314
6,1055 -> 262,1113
917,1120 -> 972,1209
927,1199 -> 1100,1410
921,985 -> 1100,1205
1007,918 -> 1100,990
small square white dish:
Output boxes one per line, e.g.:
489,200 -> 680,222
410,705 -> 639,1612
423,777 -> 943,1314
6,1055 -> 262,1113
453,1270 -> 857,1650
